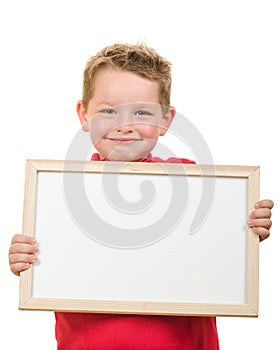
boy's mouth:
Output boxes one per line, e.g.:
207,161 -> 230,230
106,137 -> 142,144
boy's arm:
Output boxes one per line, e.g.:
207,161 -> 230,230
248,199 -> 274,241
9,234 -> 38,276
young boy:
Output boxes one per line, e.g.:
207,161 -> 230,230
9,43 -> 273,350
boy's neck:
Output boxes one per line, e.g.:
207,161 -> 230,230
90,153 -> 152,162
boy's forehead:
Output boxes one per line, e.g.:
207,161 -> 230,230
91,69 -> 161,105
93,67 -> 158,86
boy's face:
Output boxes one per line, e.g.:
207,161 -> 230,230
77,69 -> 175,161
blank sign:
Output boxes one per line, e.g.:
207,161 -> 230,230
19,160 -> 260,317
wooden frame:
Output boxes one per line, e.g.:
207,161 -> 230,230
19,159 -> 260,317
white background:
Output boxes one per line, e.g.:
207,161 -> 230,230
0,1 -> 279,349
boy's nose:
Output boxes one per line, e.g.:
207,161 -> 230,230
116,122 -> 135,134
115,112 -> 135,133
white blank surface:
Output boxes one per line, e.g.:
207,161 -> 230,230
32,171 -> 248,304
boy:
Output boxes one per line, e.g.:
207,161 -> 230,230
9,43 -> 273,350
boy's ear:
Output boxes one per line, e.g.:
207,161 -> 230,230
159,106 -> 176,136
76,100 -> 89,132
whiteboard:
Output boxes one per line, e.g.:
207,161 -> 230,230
19,160 -> 260,316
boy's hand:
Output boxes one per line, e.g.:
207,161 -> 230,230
248,199 -> 274,242
9,234 -> 38,276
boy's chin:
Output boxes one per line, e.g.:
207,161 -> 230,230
107,151 -> 150,162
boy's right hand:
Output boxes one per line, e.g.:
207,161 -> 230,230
9,234 -> 38,276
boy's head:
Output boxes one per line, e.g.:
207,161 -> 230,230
82,43 -> 172,111
77,43 -> 176,161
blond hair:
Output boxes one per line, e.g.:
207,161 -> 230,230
82,43 -> 172,110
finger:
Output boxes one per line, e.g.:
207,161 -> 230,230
9,253 -> 38,265
251,226 -> 270,242
249,208 -> 272,219
254,199 -> 274,210
11,234 -> 36,245
10,262 -> 31,276
9,242 -> 38,255
248,218 -> 272,230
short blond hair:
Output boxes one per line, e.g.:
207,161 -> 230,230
82,43 -> 172,110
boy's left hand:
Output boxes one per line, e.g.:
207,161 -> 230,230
248,199 -> 274,241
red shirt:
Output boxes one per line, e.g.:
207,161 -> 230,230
55,154 -> 219,350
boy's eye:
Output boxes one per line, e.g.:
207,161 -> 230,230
135,110 -> 152,116
100,108 -> 116,115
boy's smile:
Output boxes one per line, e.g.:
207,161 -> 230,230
106,137 -> 142,144
77,69 -> 175,161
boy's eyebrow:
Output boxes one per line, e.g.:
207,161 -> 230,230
96,101 -> 161,109
95,100 -> 115,107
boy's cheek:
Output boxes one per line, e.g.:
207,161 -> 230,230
137,124 -> 160,140
88,118 -> 110,142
